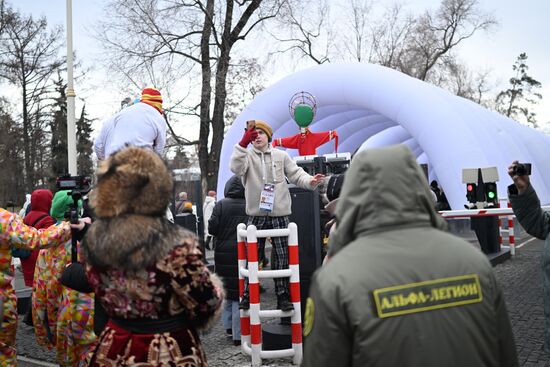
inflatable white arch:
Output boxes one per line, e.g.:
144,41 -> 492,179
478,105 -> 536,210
218,63 -> 550,209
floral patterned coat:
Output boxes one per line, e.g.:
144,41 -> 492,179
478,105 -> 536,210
33,238 -> 97,366
84,220 -> 223,367
0,208 -> 71,366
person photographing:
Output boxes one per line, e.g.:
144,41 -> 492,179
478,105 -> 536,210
508,160 -> 550,355
230,120 -> 324,311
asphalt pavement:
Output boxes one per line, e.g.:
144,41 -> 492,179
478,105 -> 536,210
14,234 -> 550,366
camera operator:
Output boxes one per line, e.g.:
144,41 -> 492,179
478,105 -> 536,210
508,160 -> 550,355
32,190 -> 97,365
0,207 -> 74,365
56,180 -> 111,338
65,202 -> 111,338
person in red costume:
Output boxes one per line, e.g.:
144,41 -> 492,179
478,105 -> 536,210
272,129 -> 338,156
272,92 -> 338,156
21,189 -> 56,326
22,190 -> 56,286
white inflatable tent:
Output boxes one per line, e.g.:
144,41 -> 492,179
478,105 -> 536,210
218,62 -> 550,209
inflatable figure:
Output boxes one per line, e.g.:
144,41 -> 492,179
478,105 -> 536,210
272,92 -> 338,156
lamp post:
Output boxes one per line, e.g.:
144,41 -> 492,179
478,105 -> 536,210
66,0 -> 78,175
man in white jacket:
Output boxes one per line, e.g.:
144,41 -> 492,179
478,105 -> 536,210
230,120 -> 324,311
94,87 -> 166,160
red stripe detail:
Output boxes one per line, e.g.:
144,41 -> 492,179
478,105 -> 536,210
251,324 -> 262,344
291,323 -> 302,343
288,246 -> 299,265
509,235 -> 515,244
247,242 -> 258,262
290,283 -> 301,303
239,279 -> 245,296
249,283 -> 260,304
241,316 -> 250,336
238,241 -> 246,260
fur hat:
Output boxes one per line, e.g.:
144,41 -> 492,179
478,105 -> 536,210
254,120 -> 273,140
91,146 -> 172,218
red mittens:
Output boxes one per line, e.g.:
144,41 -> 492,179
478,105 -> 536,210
239,128 -> 258,148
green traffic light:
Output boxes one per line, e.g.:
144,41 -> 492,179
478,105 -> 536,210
488,191 -> 496,199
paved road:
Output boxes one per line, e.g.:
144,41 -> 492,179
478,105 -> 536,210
15,236 -> 550,366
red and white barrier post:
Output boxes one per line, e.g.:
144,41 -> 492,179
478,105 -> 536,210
237,223 -> 303,366
507,202 -> 516,256
497,201 -> 503,247
288,222 -> 303,364
237,223 -> 250,349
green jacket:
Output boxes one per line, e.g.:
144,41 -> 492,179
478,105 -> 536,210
302,145 -> 518,367
509,183 -> 550,353
50,190 -> 82,222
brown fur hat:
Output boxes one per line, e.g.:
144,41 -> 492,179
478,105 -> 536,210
91,146 -> 172,218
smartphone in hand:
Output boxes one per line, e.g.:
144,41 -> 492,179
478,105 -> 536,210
246,120 -> 256,131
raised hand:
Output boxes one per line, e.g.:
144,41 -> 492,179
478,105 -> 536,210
508,160 -> 530,194
239,128 -> 259,148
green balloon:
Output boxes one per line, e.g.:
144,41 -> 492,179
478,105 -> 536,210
294,104 -> 314,127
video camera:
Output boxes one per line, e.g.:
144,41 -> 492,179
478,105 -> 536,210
56,175 -> 91,192
513,163 -> 532,176
56,175 -> 91,224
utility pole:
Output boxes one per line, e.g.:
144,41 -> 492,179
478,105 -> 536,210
66,0 -> 78,175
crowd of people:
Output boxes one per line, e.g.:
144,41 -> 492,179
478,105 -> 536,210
0,85 -> 547,367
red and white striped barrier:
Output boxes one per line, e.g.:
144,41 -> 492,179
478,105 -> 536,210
237,223 -> 302,366
497,202 -> 503,247
507,202 -> 516,256
439,205 -> 550,219
439,204 -> 550,255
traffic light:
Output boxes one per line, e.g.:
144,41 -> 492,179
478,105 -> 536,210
466,183 -> 477,203
485,182 -> 498,207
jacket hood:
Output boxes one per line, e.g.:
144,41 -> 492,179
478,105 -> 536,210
224,175 -> 245,199
329,145 -> 447,256
30,189 -> 53,213
50,190 -> 82,222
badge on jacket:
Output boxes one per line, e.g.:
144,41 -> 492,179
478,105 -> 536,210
259,183 -> 275,212
372,274 -> 483,318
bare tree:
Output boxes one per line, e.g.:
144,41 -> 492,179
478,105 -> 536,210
370,3 -> 416,69
429,57 -> 493,106
97,0 -> 287,193
0,8 -> 64,191
339,0 -> 375,63
271,0 -> 332,65
224,58 -> 265,128
403,0 -> 496,81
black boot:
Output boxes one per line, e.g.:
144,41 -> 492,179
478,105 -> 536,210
277,294 -> 294,312
239,294 -> 250,310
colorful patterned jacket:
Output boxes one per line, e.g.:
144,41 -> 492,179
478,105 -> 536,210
0,208 -> 70,365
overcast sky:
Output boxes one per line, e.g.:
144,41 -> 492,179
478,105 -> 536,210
14,0 -> 550,135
